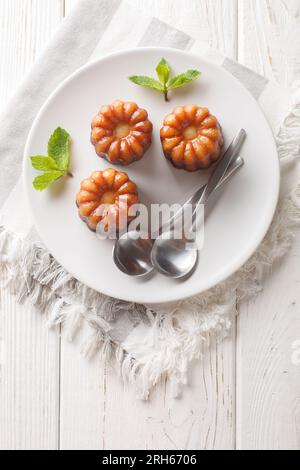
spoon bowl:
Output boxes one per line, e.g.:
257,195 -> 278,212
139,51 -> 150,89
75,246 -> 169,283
113,231 -> 154,277
150,236 -> 198,278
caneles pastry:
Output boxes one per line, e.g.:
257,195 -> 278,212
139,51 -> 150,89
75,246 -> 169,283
91,100 -> 153,165
160,105 -> 224,171
76,168 -> 139,232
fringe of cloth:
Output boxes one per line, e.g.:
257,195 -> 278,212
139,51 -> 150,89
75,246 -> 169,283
1,102 -> 300,399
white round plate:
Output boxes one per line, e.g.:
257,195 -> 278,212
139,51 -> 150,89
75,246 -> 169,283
23,47 -> 279,304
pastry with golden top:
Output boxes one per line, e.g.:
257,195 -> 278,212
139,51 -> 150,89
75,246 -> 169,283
76,168 -> 139,232
91,100 -> 153,165
160,105 -> 224,171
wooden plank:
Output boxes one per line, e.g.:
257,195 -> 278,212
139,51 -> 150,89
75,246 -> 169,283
126,0 -> 238,59
236,241 -> 300,449
60,0 -> 238,450
238,0 -> 300,84
58,324 -> 105,450
0,275 -> 61,449
0,0 -> 64,111
0,0 -> 64,450
59,327 -> 235,450
237,0 -> 300,449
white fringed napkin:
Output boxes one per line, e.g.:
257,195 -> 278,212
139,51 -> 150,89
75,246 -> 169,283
1,0 -> 300,398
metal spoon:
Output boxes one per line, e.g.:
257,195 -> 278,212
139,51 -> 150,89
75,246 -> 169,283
113,131 -> 245,277
151,129 -> 246,278
113,157 -> 243,277
113,157 -> 244,277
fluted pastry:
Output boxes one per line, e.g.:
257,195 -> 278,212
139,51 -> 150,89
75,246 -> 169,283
91,100 -> 153,165
76,168 -> 139,232
160,105 -> 224,171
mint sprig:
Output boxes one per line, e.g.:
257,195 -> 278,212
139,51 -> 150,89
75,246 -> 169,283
129,57 -> 201,101
30,127 -> 72,191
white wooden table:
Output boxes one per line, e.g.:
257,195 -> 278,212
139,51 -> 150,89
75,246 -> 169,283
0,0 -> 300,450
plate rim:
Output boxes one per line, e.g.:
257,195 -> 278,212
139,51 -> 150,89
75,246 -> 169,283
23,46 -> 280,304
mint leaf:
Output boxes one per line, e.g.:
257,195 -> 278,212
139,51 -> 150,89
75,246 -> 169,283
129,59 -> 201,101
30,127 -> 72,192
167,69 -> 201,90
156,58 -> 170,85
33,171 -> 63,191
128,76 -> 164,91
48,127 -> 70,171
31,155 -> 58,171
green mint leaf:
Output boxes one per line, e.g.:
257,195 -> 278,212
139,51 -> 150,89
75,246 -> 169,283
128,76 -> 164,91
47,127 -> 70,171
167,69 -> 201,90
156,58 -> 170,85
31,155 -> 58,171
33,171 -> 64,191
129,60 -> 201,101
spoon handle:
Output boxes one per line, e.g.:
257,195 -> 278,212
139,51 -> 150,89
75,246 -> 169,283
164,155 -> 244,235
155,130 -> 246,238
188,129 -> 246,233
198,129 -> 246,207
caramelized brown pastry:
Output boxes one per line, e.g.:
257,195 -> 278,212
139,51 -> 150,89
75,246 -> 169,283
91,100 -> 153,165
76,168 -> 139,232
160,105 -> 224,171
